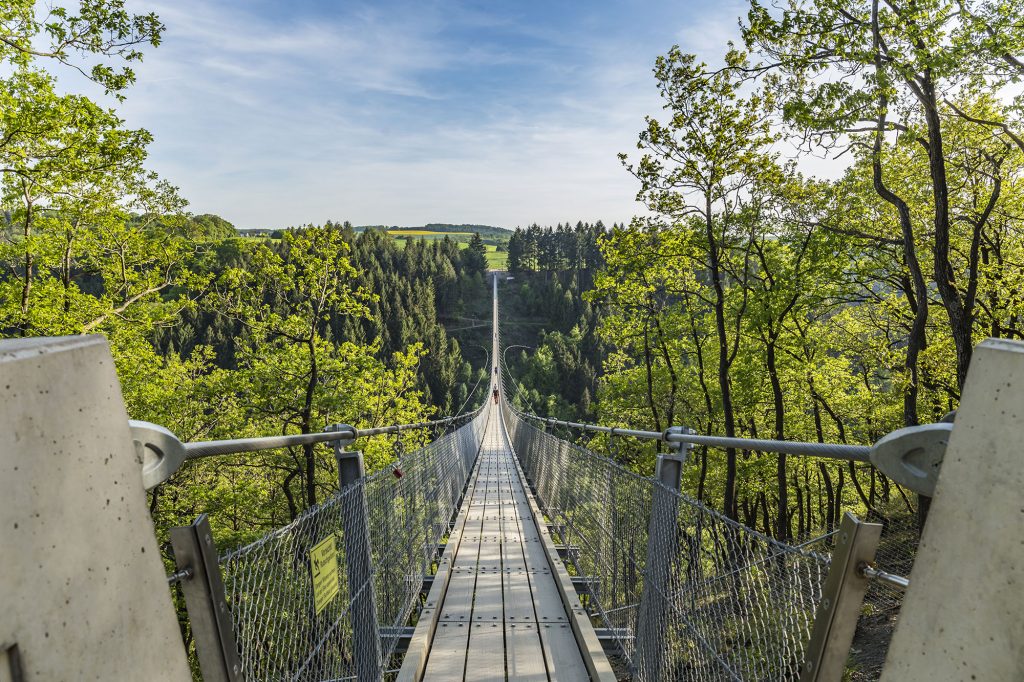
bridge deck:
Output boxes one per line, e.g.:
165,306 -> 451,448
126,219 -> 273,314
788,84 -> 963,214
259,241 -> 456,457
400,406 -> 609,681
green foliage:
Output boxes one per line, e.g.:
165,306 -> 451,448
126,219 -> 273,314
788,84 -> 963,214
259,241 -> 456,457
0,0 -> 163,96
501,222 -> 610,421
464,232 -> 489,273
507,221 -> 607,273
187,213 -> 237,240
586,5 -> 1024,542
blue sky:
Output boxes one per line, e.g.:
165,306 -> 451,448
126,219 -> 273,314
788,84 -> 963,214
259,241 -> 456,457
108,0 -> 749,230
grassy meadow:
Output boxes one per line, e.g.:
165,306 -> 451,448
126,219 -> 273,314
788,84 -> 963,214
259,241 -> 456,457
386,229 -> 508,269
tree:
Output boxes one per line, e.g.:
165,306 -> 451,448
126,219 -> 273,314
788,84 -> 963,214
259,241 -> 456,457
0,1 -> 185,343
744,0 -> 1024,392
188,214 -> 237,240
619,47 -> 778,520
217,225 -> 372,509
465,232 -> 488,274
0,72 -> 196,339
1,0 -> 163,96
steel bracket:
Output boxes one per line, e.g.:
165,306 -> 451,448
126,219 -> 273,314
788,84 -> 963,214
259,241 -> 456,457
662,426 -> 694,465
169,514 -> 242,682
801,512 -> 882,681
131,420 -> 187,490
869,422 -> 952,497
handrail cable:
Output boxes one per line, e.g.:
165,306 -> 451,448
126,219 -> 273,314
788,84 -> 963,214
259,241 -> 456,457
181,408 -> 483,460
513,409 -> 872,462
134,403 -> 487,489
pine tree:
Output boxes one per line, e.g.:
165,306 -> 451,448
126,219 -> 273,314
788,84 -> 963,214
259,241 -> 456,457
466,232 -> 488,274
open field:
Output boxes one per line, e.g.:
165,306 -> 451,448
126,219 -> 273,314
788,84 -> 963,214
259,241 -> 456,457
387,230 -> 472,237
392,238 -> 507,268
380,229 -> 509,269
485,245 -> 506,269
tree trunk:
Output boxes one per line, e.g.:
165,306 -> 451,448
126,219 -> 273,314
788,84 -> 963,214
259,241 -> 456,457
303,335 -> 319,508
19,196 -> 34,336
766,338 -> 789,541
818,463 -> 835,533
919,78 -> 973,390
834,464 -> 846,529
794,473 -> 805,537
706,205 -> 738,520
872,1 -> 927,428
642,323 -> 662,433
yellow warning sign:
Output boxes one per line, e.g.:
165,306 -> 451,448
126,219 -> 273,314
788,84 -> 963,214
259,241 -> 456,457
311,535 -> 340,615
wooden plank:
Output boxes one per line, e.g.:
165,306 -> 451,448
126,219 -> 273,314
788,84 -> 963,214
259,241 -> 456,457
503,570 -> 537,622
422,621 -> 469,680
464,622 -> 506,681
479,517 -> 503,534
521,536 -> 551,571
529,567 -> 570,625
476,539 -> 502,571
506,623 -> 548,681
502,537 -> 528,573
538,622 -> 588,680
439,571 -> 477,622
470,572 -> 504,623
452,538 -> 481,571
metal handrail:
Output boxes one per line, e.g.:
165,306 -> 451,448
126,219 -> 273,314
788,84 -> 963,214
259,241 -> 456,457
516,410 -> 872,461
134,405 -> 486,490
509,405 -> 951,494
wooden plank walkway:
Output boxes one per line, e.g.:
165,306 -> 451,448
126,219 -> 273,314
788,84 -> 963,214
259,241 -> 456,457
398,404 -> 615,681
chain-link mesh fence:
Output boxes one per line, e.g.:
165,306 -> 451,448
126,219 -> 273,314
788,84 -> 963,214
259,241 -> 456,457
363,410 -> 488,668
217,408 -> 489,681
219,487 -> 363,681
504,403 -> 833,681
848,511 -> 919,681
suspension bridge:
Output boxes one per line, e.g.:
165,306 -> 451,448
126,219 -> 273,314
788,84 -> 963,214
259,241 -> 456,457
1,275 -> 1022,681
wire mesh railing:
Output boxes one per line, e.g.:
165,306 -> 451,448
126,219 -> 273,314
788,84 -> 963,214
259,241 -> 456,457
175,406 -> 490,681
503,401 -> 834,681
847,511 -> 918,681
501,395 -> 926,680
219,486 -> 365,681
364,411 -> 488,667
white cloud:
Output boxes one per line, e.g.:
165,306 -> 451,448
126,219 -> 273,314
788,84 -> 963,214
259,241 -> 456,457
675,0 -> 749,61
92,0 -> 764,229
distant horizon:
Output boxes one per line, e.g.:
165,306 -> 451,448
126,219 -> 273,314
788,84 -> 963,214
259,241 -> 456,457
232,220 -> 620,233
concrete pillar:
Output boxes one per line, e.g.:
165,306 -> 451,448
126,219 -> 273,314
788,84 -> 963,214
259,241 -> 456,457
0,336 -> 190,680
881,338 -> 1024,681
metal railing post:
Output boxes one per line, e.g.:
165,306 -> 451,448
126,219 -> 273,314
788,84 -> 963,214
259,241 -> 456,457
331,428 -> 383,682
169,514 -> 243,682
634,428 -> 690,681
800,512 -> 883,681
